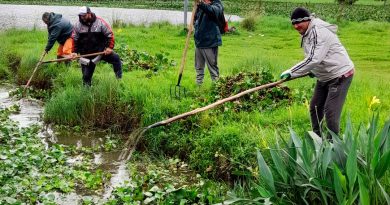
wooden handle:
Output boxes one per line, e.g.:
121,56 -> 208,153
23,51 -> 47,94
177,2 -> 198,81
42,51 -> 105,64
148,74 -> 309,129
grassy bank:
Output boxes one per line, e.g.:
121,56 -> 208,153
1,15 -> 389,203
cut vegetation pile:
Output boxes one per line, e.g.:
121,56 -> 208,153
209,70 -> 291,112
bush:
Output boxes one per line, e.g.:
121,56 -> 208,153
241,15 -> 257,32
225,115 -> 390,204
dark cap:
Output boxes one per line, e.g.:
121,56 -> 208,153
291,7 -> 311,24
42,12 -> 51,23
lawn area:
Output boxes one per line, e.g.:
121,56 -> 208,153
1,15 -> 389,152
1,14 -> 389,203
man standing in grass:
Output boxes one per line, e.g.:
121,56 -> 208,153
72,6 -> 122,86
280,7 -> 354,138
194,0 -> 224,85
42,12 -> 73,59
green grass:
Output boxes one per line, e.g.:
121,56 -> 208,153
1,16 -> 389,180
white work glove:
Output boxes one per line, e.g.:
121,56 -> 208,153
280,69 -> 292,79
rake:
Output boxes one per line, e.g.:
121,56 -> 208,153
170,2 -> 198,99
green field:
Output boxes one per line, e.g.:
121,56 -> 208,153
1,13 -> 390,203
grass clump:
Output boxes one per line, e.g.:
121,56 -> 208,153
241,14 -> 258,32
5,52 -> 21,74
44,72 -> 141,131
0,64 -> 10,80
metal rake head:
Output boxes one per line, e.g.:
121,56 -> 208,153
170,84 -> 186,99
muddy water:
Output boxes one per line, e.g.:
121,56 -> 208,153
0,85 -> 130,203
0,85 -> 43,127
42,129 -> 131,203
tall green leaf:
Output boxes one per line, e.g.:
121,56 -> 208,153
321,146 -> 332,177
375,119 -> 390,152
358,123 -> 369,157
333,164 -> 346,203
344,117 -> 354,150
270,149 -> 287,183
346,139 -> 357,192
358,174 -> 370,205
301,139 -> 314,176
289,128 -> 302,148
367,114 -> 379,167
374,150 -> 390,179
377,180 -> 390,205
308,131 -> 322,153
256,149 -> 275,196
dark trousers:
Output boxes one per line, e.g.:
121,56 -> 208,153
310,75 -> 353,138
81,52 -> 122,86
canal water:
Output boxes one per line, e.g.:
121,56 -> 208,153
0,85 -> 130,204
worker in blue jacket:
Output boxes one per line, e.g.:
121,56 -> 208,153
194,0 -> 224,85
42,12 -> 73,59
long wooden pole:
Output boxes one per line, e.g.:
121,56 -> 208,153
148,74 -> 308,129
119,75 -> 308,161
176,2 -> 198,86
41,51 -> 105,64
23,51 -> 47,95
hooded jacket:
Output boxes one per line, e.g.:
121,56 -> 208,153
194,0 -> 223,48
72,13 -> 115,55
45,13 -> 73,52
289,18 -> 354,82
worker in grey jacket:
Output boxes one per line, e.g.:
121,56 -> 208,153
281,7 -> 354,138
194,0 -> 223,85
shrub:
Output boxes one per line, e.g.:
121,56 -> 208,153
225,115 -> 390,204
241,15 -> 257,32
